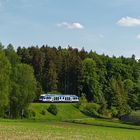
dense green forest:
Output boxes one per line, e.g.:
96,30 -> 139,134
0,43 -> 140,118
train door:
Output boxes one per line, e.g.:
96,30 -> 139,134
51,97 -> 54,102
70,97 -> 73,102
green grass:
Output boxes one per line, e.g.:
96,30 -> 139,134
0,119 -> 140,140
68,118 -> 140,130
0,104 -> 140,140
29,103 -> 88,120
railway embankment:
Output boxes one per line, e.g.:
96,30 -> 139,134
28,103 -> 88,121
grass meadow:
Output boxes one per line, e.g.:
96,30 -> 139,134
0,119 -> 140,140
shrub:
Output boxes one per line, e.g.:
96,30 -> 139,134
110,106 -> 118,117
79,93 -> 88,105
98,100 -> 107,116
120,111 -> 140,125
47,104 -> 57,115
23,109 -> 36,118
41,110 -> 46,115
81,103 -> 100,117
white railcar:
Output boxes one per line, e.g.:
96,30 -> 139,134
39,94 -> 79,103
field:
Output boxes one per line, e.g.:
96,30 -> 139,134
0,103 -> 140,140
0,119 -> 140,140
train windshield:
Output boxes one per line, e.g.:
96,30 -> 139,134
39,96 -> 45,99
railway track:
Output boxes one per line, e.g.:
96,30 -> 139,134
33,101 -> 79,104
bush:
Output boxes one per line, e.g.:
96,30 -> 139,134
23,109 -> 36,118
110,106 -> 118,117
47,104 -> 57,115
98,100 -> 107,116
81,103 -> 100,117
41,110 -> 46,115
79,93 -> 88,105
120,111 -> 140,125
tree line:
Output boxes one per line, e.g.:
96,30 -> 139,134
0,43 -> 140,118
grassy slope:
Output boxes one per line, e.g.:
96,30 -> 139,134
29,103 -> 88,120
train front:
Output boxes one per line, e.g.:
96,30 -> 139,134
39,94 -> 47,102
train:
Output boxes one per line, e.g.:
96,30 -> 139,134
39,94 -> 79,103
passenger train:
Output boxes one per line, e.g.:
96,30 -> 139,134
39,94 -> 79,103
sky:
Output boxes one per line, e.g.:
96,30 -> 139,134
0,0 -> 140,58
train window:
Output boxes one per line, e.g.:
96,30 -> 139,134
63,97 -> 64,99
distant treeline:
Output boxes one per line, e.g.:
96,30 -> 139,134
0,43 -> 140,118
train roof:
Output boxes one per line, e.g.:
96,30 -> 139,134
40,94 -> 78,97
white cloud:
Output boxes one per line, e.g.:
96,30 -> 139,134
57,22 -> 84,29
117,16 -> 140,27
136,34 -> 140,40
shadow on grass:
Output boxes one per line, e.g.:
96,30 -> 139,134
65,120 -> 140,130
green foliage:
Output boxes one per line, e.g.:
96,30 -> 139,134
48,91 -> 62,95
110,106 -> 119,117
120,111 -> 140,125
17,45 -> 140,117
109,77 -> 130,115
79,93 -> 88,104
82,58 -> 103,102
46,61 -> 58,91
98,98 -> 108,116
81,103 -> 100,117
34,81 -> 44,101
23,109 -> 36,118
9,64 -> 37,118
0,43 -> 140,119
0,51 -> 11,117
47,104 -> 58,115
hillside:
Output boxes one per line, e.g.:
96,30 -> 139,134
28,103 -> 88,120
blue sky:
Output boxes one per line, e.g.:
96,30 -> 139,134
0,0 -> 140,58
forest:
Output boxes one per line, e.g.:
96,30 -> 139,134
0,43 -> 140,118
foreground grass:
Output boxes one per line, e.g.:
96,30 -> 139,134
0,119 -> 140,140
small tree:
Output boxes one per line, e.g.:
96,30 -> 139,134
9,64 -> 37,118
